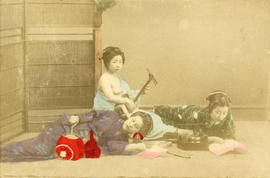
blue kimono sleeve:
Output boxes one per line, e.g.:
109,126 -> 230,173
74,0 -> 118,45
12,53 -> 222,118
134,109 -> 178,140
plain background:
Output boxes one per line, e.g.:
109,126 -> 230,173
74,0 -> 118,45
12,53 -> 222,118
101,0 -> 270,120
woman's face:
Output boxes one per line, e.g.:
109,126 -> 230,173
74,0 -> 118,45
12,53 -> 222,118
122,115 -> 143,134
108,55 -> 123,73
210,106 -> 229,122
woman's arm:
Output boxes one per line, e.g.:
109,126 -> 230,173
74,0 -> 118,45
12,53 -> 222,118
162,128 -> 193,139
124,143 -> 146,153
222,114 -> 235,139
211,114 -> 235,140
208,136 -> 225,143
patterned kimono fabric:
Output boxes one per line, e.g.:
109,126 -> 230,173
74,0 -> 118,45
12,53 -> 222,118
153,105 -> 235,139
0,110 -> 129,162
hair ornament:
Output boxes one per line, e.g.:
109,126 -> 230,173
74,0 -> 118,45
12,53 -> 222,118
207,90 -> 232,103
132,132 -> 144,140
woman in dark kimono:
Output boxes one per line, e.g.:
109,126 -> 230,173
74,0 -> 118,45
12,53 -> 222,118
153,91 -> 235,143
0,110 -> 153,162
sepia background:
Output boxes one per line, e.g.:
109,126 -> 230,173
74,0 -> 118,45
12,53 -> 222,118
0,0 -> 270,177
102,0 -> 270,120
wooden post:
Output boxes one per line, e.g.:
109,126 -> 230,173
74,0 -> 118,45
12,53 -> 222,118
268,51 -> 270,121
23,0 -> 29,132
94,28 -> 102,93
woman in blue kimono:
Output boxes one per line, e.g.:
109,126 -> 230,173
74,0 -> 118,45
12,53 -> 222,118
93,46 -> 140,111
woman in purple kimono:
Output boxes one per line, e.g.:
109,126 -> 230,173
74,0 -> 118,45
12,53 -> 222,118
0,110 -> 153,162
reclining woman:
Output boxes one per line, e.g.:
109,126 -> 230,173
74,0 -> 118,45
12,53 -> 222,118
1,110 -> 153,162
154,91 -> 235,144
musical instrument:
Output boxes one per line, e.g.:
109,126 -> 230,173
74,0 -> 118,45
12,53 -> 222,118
114,69 -> 158,119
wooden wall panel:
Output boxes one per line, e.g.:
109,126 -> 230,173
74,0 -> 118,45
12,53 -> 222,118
0,0 -> 25,143
27,123 -> 51,132
0,67 -> 24,93
28,87 -> 93,109
0,43 -> 24,70
26,65 -> 94,87
25,27 -> 95,111
0,28 -> 23,46
0,89 -> 24,117
0,1 -> 23,29
23,0 -> 98,132
26,41 -> 94,65
26,0 -> 95,26
27,108 -> 90,132
0,67 -> 25,143
0,112 -> 24,128
0,113 -> 24,143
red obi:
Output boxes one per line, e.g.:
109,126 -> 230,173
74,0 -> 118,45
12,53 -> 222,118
56,136 -> 85,161
84,130 -> 101,158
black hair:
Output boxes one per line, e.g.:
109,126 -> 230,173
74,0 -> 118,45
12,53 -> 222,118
102,46 -> 125,69
130,111 -> 153,137
206,90 -> 232,113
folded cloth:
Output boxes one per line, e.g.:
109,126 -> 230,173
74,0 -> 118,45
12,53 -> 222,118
208,139 -> 247,156
138,147 -> 167,159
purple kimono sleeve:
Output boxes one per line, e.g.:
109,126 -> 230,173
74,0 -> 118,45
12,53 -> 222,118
59,110 -> 98,125
59,114 -> 72,125
0,119 -> 65,162
102,140 -> 129,155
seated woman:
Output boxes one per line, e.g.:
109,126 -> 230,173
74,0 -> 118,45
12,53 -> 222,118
93,46 -> 140,111
153,91 -> 235,143
0,110 -> 152,162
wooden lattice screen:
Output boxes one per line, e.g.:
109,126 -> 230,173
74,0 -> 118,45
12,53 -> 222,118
0,0 -> 102,143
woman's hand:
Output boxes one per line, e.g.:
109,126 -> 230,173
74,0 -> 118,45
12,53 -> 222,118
208,136 -> 225,144
124,98 -> 137,112
135,143 -> 146,151
124,143 -> 146,153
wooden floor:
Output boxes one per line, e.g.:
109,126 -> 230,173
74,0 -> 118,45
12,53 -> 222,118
1,121 -> 270,178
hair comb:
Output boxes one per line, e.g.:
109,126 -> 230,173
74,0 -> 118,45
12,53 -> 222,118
207,90 -> 231,103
